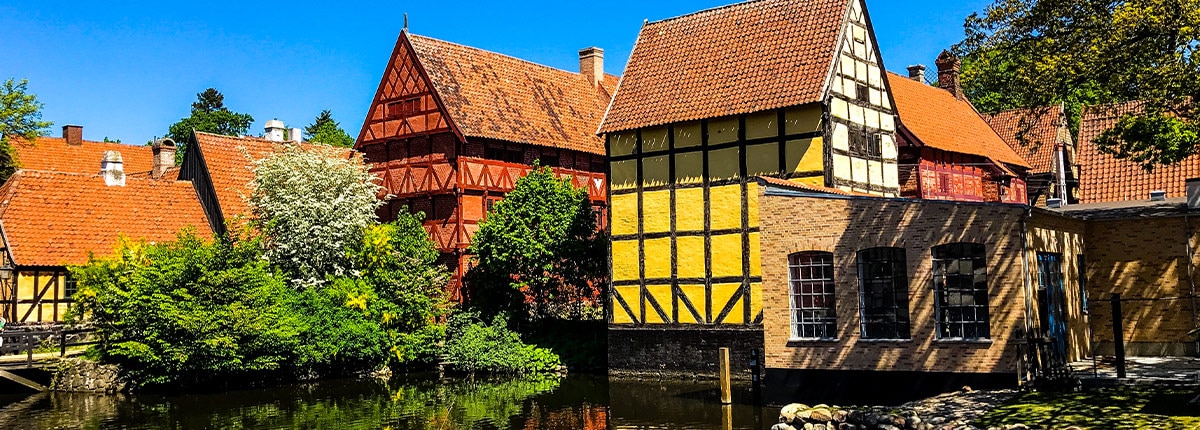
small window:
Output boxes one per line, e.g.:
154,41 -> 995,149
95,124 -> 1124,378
788,251 -> 837,340
856,247 -> 910,339
485,147 -> 506,161
485,197 -> 502,218
63,273 -> 78,300
856,84 -> 870,104
386,97 -> 422,119
539,155 -> 560,168
932,243 -> 990,340
1077,254 -> 1088,313
506,150 -> 524,164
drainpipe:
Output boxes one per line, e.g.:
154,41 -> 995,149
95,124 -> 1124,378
1019,205 -> 1035,378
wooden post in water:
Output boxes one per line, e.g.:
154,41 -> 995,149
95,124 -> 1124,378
719,347 -> 732,405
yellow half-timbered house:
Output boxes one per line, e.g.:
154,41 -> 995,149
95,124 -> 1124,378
599,0 -> 900,374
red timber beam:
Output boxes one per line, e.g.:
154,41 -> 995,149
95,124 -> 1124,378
457,157 -> 607,203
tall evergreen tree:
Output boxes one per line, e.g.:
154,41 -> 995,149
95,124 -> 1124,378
166,88 -> 254,164
304,110 -> 355,148
0,78 -> 53,182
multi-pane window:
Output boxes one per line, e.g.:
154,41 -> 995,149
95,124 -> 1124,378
63,273 -> 78,299
788,252 -> 837,340
932,243 -> 990,340
848,125 -> 882,159
386,97 -> 421,119
856,247 -> 910,339
1077,254 -> 1088,313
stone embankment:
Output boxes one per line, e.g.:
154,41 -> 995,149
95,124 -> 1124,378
49,357 -> 127,394
771,388 -> 1078,430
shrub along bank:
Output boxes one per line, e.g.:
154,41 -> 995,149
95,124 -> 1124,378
67,144 -> 559,391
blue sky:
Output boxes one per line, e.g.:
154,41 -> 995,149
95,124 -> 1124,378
1,0 -> 991,145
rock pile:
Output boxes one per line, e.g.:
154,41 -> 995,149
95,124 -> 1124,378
772,388 -> 1040,430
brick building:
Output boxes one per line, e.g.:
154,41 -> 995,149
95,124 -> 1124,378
357,31 -> 614,298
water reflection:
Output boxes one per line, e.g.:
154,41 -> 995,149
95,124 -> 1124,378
2,374 -> 773,430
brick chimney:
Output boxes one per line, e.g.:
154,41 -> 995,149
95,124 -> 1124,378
907,64 -> 927,82
935,50 -> 965,100
101,150 -> 125,187
579,47 -> 604,87
151,138 -> 177,179
62,125 -> 83,146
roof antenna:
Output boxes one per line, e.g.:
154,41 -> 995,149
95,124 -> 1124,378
403,13 -> 409,32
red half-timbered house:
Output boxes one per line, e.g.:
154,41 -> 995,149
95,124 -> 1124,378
889,53 -> 1031,204
357,31 -> 617,298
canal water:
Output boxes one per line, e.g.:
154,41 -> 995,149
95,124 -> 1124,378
0,374 -> 778,429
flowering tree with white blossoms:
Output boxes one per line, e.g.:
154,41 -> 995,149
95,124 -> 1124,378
249,144 -> 384,286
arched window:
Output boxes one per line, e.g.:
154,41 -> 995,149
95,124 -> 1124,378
856,247 -> 910,339
788,251 -> 837,340
931,243 -> 990,340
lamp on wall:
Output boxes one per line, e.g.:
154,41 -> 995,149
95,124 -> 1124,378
0,265 -> 13,281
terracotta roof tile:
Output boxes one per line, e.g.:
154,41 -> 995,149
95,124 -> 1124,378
984,105 -> 1067,174
0,171 -> 210,267
887,72 -> 1031,169
11,137 -> 155,176
600,0 -> 850,133
757,175 -> 870,196
192,133 -> 357,222
1076,101 -> 1200,203
407,33 -> 617,154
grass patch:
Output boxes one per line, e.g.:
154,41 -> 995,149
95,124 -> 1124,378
975,387 -> 1200,429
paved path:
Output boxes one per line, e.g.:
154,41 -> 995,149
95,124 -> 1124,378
1070,356 -> 1200,387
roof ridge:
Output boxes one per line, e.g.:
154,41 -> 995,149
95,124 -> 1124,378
407,32 -> 594,82
646,0 -> 789,25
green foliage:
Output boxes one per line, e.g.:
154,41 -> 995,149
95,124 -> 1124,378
249,144 -> 383,286
102,136 -> 121,143
304,109 -> 355,148
956,0 -> 1200,167
69,231 -> 305,387
466,164 -> 606,323
1097,111 -> 1200,166
444,312 -> 562,375
166,88 -> 254,164
976,388 -> 1200,429
0,78 -> 53,182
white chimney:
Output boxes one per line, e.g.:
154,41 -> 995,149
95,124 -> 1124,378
265,119 -> 286,142
101,150 -> 125,187
290,127 -> 303,143
1187,179 -> 1200,209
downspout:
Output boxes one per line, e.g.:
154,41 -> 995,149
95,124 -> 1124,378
1187,211 -> 1199,355
1019,205 -> 1034,381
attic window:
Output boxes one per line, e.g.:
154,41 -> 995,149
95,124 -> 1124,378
386,97 -> 422,119
856,84 -> 870,103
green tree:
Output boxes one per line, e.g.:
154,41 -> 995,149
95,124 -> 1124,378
304,110 -> 356,148
955,0 -> 1200,167
0,78 -> 53,182
166,88 -> 254,164
249,144 -> 383,286
466,164 -> 606,323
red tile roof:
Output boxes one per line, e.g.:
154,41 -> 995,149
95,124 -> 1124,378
192,132 -> 357,222
600,0 -> 849,133
0,171 -> 210,267
887,72 -> 1031,169
11,137 -> 155,175
757,175 -> 871,196
1076,101 -> 1200,203
407,33 -> 619,154
984,105 -> 1068,174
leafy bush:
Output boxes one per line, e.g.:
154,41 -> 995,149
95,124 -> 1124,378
70,230 -> 306,387
466,164 -> 606,323
444,312 -> 561,375
249,144 -> 383,286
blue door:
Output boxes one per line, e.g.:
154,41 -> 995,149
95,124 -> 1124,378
1037,253 -> 1068,358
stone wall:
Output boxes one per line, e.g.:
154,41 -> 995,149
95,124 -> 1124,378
50,357 -> 127,394
607,325 -> 763,379
771,388 -> 1022,430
